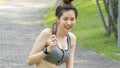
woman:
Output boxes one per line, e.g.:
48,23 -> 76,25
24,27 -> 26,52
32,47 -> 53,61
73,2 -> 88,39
27,0 -> 78,68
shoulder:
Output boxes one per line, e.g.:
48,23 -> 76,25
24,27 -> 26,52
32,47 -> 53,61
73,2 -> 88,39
40,28 -> 51,35
68,32 -> 76,48
37,28 -> 52,40
68,32 -> 76,41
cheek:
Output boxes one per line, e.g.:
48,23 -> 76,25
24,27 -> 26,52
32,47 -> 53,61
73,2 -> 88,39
71,21 -> 76,26
59,20 -> 66,25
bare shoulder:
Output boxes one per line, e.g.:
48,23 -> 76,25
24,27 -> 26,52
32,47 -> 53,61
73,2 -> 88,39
29,28 -> 52,55
40,28 -> 51,35
68,32 -> 76,47
37,28 -> 52,39
68,32 -> 76,41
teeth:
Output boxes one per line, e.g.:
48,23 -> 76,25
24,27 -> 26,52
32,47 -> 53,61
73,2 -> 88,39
66,27 -> 70,29
65,26 -> 71,30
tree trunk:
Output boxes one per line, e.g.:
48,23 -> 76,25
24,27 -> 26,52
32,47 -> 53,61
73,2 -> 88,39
103,0 -> 112,34
109,0 -> 115,23
103,0 -> 118,39
118,0 -> 120,48
96,0 -> 109,34
109,0 -> 118,39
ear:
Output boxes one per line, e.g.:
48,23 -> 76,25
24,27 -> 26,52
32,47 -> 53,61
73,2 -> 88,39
56,16 -> 60,23
56,16 -> 59,20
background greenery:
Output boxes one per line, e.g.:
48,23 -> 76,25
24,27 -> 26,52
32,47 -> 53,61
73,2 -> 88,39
45,0 -> 120,61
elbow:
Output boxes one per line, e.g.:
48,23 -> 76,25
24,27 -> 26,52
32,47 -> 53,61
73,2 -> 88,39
27,57 -> 33,66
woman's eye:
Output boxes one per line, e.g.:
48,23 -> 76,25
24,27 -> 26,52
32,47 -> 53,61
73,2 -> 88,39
63,18 -> 68,20
63,18 -> 75,21
71,18 -> 75,21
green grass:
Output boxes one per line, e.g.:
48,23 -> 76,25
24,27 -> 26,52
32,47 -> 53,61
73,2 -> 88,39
45,0 -> 120,61
45,7 -> 56,28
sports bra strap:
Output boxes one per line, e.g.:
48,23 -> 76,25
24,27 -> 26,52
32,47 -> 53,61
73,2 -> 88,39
66,33 -> 71,49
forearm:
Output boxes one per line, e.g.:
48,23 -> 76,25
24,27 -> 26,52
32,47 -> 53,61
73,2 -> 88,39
66,62 -> 74,68
27,51 -> 46,65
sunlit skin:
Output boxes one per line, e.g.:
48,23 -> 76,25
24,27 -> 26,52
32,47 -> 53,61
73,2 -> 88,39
27,10 -> 76,68
57,10 -> 76,38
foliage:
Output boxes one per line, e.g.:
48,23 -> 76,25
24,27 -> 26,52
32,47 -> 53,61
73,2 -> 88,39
96,0 -> 118,39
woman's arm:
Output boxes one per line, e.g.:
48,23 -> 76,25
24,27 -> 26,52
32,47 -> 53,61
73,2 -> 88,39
66,32 -> 76,68
27,28 -> 51,66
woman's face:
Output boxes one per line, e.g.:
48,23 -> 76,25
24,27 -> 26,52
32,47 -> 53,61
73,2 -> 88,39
58,10 -> 76,32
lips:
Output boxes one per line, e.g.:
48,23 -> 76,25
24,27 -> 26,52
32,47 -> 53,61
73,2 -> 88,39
65,26 -> 72,30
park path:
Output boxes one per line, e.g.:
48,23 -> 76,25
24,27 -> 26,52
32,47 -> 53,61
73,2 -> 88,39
0,0 -> 57,68
0,0 -> 120,68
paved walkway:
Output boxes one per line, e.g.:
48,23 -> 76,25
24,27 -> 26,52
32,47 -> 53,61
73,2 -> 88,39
0,0 -> 56,68
0,0 -> 120,68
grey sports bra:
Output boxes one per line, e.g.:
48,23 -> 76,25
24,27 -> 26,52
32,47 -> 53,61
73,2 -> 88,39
42,34 -> 71,66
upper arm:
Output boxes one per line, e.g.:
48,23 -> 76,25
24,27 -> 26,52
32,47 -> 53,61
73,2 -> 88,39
66,32 -> 76,68
29,28 -> 51,55
70,32 -> 76,48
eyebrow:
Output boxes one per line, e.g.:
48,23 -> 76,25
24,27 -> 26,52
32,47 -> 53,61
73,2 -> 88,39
63,17 -> 75,18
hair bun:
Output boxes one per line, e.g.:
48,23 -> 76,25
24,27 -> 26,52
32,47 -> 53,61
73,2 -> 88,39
62,0 -> 73,3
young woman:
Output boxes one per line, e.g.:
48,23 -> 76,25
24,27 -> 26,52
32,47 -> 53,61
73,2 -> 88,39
27,0 -> 78,68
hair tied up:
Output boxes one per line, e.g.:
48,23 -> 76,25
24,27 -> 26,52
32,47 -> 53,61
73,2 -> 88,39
62,0 -> 73,4
52,22 -> 57,35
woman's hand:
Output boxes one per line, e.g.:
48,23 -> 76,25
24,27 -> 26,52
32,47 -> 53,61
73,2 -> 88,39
47,35 -> 57,52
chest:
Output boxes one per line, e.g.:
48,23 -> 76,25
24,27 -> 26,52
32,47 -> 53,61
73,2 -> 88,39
43,45 -> 70,65
57,38 -> 68,50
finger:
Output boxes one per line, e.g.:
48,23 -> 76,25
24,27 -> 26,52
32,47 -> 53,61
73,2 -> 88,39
51,42 -> 57,46
51,35 -> 56,39
52,38 -> 57,42
50,41 -> 57,46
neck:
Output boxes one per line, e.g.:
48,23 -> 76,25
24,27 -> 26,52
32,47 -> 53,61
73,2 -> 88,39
56,27 -> 67,38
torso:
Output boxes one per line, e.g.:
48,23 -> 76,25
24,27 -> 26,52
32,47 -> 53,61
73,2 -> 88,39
35,33 -> 71,68
42,34 -> 71,66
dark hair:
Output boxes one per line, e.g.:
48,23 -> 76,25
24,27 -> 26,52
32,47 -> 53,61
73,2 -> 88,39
56,0 -> 78,18
52,0 -> 78,35
62,0 -> 73,4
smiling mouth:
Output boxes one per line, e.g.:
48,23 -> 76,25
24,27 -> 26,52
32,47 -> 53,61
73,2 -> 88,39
65,26 -> 71,30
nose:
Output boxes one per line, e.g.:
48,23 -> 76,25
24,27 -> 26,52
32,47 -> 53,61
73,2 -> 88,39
67,20 -> 71,25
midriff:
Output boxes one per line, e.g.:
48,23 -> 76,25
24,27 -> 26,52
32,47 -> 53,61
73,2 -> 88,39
35,59 -> 59,68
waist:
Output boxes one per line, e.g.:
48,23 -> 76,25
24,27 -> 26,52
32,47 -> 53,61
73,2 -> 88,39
36,59 -> 59,68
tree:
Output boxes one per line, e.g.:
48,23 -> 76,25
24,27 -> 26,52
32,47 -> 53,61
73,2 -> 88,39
118,0 -> 120,48
96,0 -> 118,40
